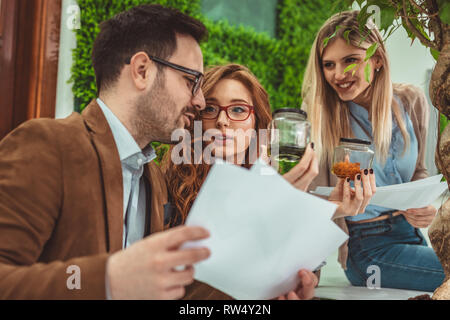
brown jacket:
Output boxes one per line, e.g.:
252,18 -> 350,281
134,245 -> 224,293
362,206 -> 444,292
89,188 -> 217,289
0,100 -> 168,299
309,83 -> 430,270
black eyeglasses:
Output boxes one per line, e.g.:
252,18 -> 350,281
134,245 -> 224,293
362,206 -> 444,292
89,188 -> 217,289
125,55 -> 204,97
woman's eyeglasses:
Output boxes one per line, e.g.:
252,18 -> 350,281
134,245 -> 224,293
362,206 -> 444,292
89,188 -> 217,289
200,104 -> 254,121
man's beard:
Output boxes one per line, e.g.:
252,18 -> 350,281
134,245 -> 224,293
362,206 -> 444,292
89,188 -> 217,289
133,72 -> 191,145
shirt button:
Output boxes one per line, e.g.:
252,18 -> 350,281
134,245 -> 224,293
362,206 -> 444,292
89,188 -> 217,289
137,158 -> 143,166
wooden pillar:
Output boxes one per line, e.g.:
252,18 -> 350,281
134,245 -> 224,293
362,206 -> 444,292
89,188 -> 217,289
0,0 -> 62,140
0,0 -> 19,139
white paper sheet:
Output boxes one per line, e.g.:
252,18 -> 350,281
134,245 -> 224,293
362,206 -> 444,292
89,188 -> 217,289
311,175 -> 448,210
183,159 -> 348,300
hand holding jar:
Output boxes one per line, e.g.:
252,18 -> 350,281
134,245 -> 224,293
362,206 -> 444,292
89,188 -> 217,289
281,142 -> 318,192
328,170 -> 377,219
329,138 -> 377,218
267,109 -> 318,192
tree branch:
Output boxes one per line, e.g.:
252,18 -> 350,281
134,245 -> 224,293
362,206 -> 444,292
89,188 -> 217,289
408,0 -> 428,15
387,0 -> 399,8
402,0 -> 439,50
425,0 -> 444,49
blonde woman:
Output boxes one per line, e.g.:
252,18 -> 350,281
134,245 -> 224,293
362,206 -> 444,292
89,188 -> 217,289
303,10 -> 444,291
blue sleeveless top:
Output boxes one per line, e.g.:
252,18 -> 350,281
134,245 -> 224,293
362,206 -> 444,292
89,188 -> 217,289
345,98 -> 419,221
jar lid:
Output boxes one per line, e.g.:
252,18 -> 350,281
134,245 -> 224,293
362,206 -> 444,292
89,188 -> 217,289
272,108 -> 307,118
340,138 -> 371,145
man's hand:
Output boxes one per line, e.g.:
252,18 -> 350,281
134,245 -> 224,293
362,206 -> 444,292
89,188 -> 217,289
106,225 -> 210,299
283,143 -> 319,192
400,205 -> 437,228
277,270 -> 318,300
329,169 -> 376,219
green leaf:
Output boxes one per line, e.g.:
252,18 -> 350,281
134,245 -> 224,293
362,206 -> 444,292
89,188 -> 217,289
364,42 -> 379,61
380,7 -> 396,32
439,1 -> 450,25
343,63 -> 357,74
430,48 -> 440,61
401,18 -> 416,44
411,17 -> 431,41
343,29 -> 351,44
440,114 -> 449,135
364,63 -> 371,83
323,25 -> 343,48
357,5 -> 373,34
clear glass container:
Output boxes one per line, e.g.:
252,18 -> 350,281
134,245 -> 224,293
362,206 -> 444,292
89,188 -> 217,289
332,138 -> 374,180
268,108 -> 311,175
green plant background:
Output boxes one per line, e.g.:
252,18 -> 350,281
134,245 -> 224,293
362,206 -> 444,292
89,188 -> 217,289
71,0 -> 347,112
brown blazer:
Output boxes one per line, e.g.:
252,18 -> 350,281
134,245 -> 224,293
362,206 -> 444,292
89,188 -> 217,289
0,100 -> 168,299
308,83 -> 430,270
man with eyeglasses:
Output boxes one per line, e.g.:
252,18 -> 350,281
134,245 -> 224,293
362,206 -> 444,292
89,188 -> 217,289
0,4 -> 210,299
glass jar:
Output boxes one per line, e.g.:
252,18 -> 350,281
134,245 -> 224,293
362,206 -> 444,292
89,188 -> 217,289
332,138 -> 374,180
268,108 -> 311,175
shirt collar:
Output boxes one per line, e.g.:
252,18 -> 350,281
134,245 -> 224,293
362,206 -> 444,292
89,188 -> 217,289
96,98 -> 155,162
348,97 -> 402,129
348,101 -> 369,120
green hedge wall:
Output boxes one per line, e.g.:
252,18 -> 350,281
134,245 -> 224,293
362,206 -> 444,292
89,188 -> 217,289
71,0 -> 347,112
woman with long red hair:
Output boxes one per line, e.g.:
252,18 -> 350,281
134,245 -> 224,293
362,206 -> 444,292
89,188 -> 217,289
163,63 -> 320,300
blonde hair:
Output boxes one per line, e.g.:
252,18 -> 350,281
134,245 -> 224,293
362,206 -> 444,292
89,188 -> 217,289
302,10 -> 409,164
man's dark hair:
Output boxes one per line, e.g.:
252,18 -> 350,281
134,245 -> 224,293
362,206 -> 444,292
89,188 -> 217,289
92,4 -> 208,92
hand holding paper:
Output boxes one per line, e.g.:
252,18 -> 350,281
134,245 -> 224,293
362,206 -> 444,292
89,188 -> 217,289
400,205 -> 438,228
312,175 -> 448,211
277,269 -> 318,300
182,159 -> 348,300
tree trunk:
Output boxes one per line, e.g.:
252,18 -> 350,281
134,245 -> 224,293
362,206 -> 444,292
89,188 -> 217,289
429,25 -> 450,119
429,198 -> 450,299
428,24 -> 450,300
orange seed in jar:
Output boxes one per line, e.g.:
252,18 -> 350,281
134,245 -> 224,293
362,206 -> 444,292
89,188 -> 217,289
332,161 -> 361,180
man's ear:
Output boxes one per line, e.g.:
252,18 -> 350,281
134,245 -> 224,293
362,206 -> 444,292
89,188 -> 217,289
129,51 -> 155,91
